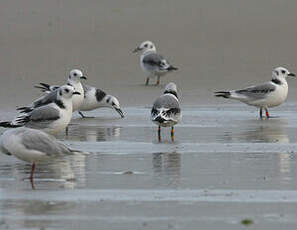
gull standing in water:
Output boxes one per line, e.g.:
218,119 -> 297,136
0,127 -> 86,188
214,67 -> 295,119
0,85 -> 80,134
133,41 -> 178,86
151,82 -> 181,141
36,82 -> 124,118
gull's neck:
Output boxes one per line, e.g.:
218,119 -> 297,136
272,77 -> 287,86
142,48 -> 156,56
164,90 -> 178,99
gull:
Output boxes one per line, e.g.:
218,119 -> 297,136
36,82 -> 124,118
133,41 -> 178,86
0,127 -> 86,188
151,82 -> 182,141
78,83 -> 124,118
35,69 -> 87,112
214,67 -> 295,119
0,85 -> 80,134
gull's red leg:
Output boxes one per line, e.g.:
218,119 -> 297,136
265,108 -> 270,119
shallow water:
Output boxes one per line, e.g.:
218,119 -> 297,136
1,0 -> 297,229
1,106 -> 297,229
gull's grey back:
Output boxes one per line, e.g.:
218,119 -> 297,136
20,128 -> 73,156
81,83 -> 92,94
143,53 -> 164,70
32,90 -> 58,108
235,82 -> 276,99
153,94 -> 179,109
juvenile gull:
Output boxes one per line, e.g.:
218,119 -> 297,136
151,82 -> 182,141
215,67 -> 295,119
0,85 -> 80,134
0,127 -> 85,188
35,69 -> 87,112
133,41 -> 178,86
37,82 -> 124,118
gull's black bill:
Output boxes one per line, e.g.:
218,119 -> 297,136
115,108 -> 124,118
288,73 -> 296,77
133,47 -> 141,53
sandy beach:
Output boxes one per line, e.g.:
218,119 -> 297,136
1,0 -> 297,229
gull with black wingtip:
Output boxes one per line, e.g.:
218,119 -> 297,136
214,67 -> 295,119
34,69 -> 87,112
151,82 -> 182,141
0,85 -> 80,134
133,41 -> 178,86
36,82 -> 124,118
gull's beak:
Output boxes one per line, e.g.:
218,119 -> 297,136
80,76 -> 87,80
115,108 -> 124,118
132,47 -> 141,53
288,73 -> 296,77
73,91 -> 81,95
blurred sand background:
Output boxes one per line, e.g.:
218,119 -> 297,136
0,0 -> 297,109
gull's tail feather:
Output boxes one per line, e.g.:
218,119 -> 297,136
0,121 -> 22,128
34,83 -> 51,92
214,91 -> 231,98
16,106 -> 33,113
69,148 -> 91,155
167,65 -> 178,71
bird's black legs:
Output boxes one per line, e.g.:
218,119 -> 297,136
260,107 -> 263,119
79,111 -> 86,118
145,77 -> 150,86
158,126 -> 161,142
30,162 -> 36,189
78,111 -> 94,118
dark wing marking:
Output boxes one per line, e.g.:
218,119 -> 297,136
142,53 -> 164,67
235,82 -> 276,99
32,91 -> 58,108
95,89 -> 106,102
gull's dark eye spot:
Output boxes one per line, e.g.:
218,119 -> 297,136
150,45 -> 153,49
65,89 -> 69,93
73,73 -> 77,77
281,70 -> 286,74
144,44 -> 148,48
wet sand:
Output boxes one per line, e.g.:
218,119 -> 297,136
1,106 -> 297,229
1,0 -> 297,229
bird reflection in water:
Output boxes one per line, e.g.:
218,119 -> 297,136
152,151 -> 181,188
64,126 -> 121,142
219,119 -> 289,143
14,154 -> 88,189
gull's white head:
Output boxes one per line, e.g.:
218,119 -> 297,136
133,41 -> 156,54
58,85 -> 81,99
272,67 -> 295,79
104,95 -> 124,118
68,69 -> 87,83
